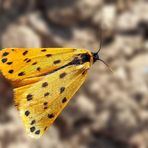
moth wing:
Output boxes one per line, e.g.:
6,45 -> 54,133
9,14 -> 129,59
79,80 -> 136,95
0,48 -> 89,86
14,63 -> 89,138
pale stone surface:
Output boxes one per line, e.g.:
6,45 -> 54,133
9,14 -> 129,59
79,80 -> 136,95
0,0 -> 148,148
2,25 -> 41,48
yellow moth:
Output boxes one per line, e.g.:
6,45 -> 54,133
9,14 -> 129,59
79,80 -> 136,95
0,48 -> 110,138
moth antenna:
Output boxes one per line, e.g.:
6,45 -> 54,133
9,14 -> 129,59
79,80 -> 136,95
97,28 -> 103,54
94,28 -> 113,73
99,59 -> 114,73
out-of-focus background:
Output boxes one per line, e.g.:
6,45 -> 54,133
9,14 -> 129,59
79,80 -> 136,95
0,0 -> 148,148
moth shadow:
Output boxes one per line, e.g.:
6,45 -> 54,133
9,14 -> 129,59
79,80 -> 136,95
0,73 -> 13,123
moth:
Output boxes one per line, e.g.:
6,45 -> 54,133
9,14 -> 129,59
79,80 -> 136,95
0,48 -> 110,138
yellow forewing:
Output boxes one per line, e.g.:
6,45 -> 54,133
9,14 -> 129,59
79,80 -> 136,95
0,48 -> 92,84
14,63 -> 89,138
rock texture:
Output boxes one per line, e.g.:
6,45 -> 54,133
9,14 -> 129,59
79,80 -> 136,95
0,0 -> 148,148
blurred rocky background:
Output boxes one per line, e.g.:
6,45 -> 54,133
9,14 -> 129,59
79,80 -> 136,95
0,0 -> 148,148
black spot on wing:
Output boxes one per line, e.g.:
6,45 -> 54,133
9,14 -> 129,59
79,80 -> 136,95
44,127 -> 47,131
44,102 -> 48,105
42,82 -> 48,87
8,69 -> 14,74
26,94 -> 33,101
41,49 -> 47,52
25,110 -> 30,116
44,92 -> 49,97
60,87 -> 65,93
3,52 -> 9,56
32,62 -> 37,65
26,59 -> 31,63
37,67 -> 41,71
46,54 -> 52,57
48,113 -> 54,119
43,102 -> 48,109
62,97 -> 67,103
7,62 -> 13,65
35,130 -> 40,135
54,60 -> 61,64
18,72 -> 25,76
30,127 -> 35,132
23,50 -> 28,56
59,72 -> 67,78
44,107 -> 48,110
24,58 -> 28,61
2,58 -> 7,63
31,120 -> 36,125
